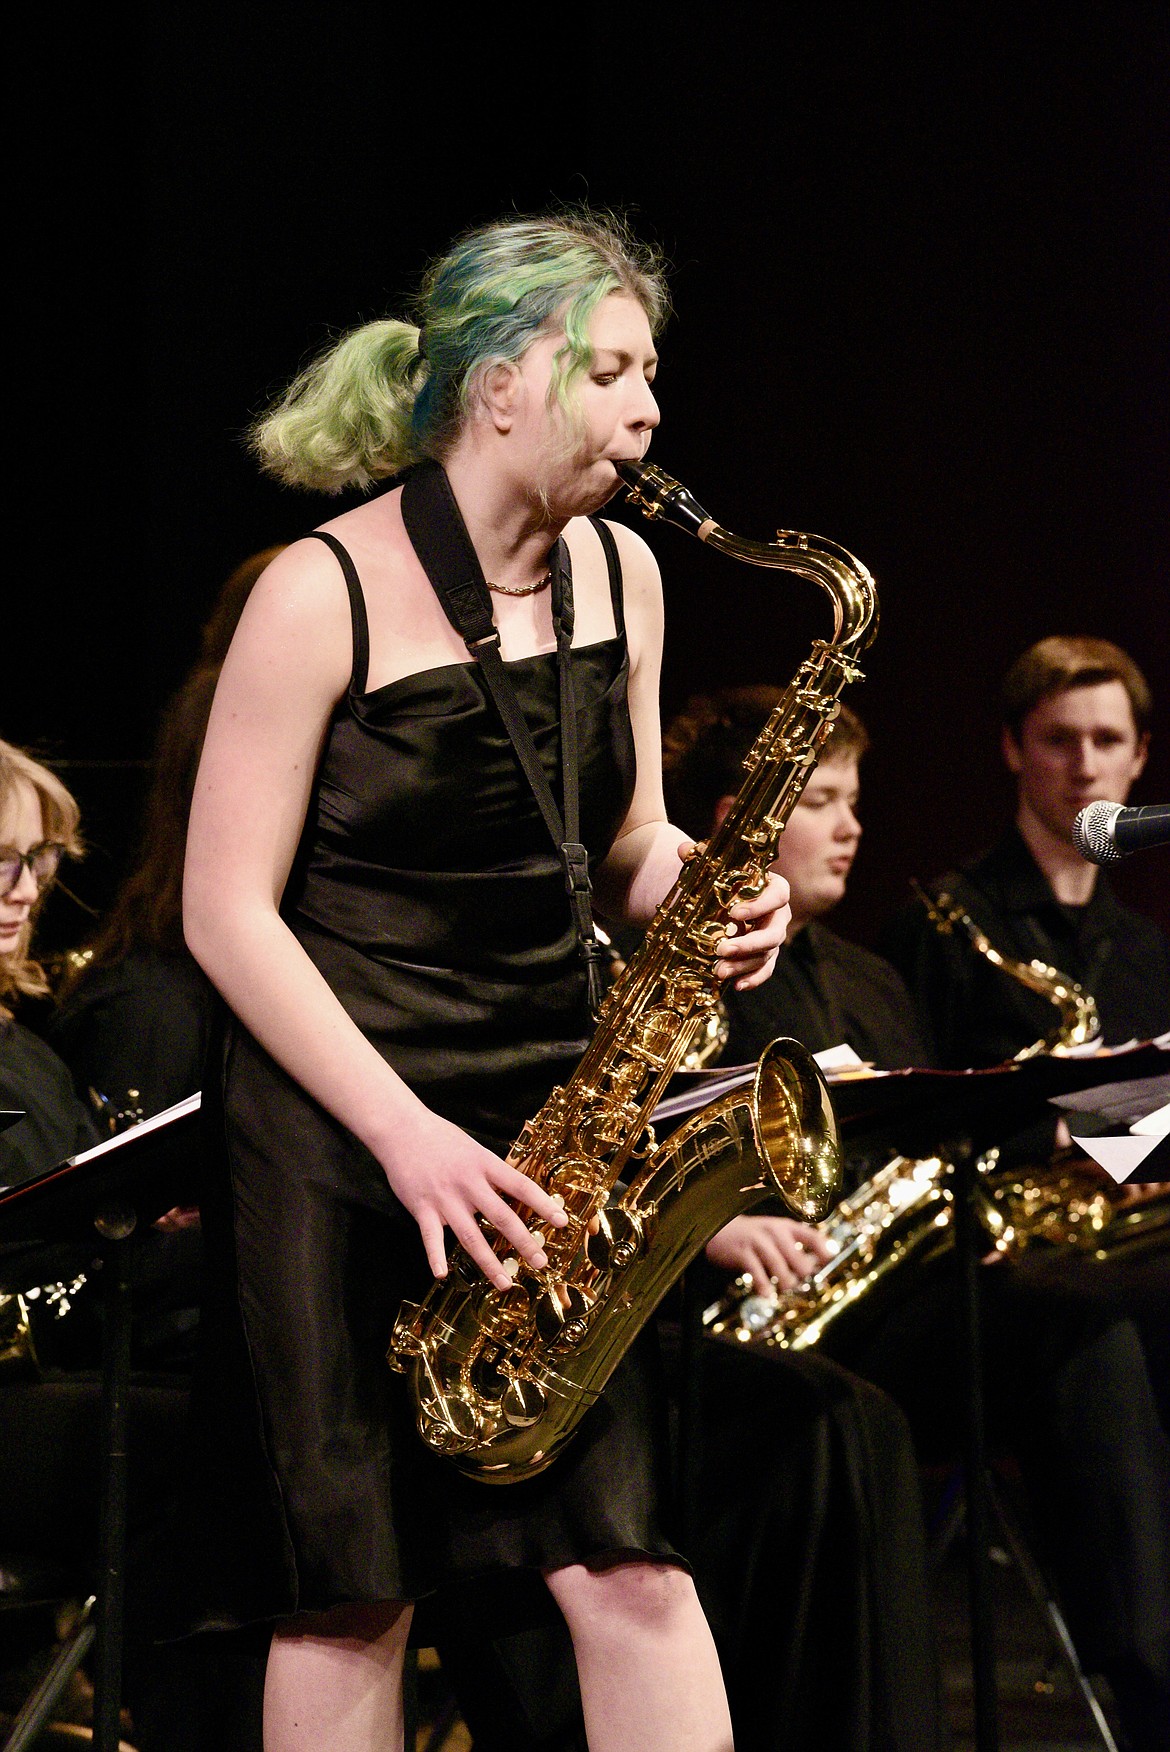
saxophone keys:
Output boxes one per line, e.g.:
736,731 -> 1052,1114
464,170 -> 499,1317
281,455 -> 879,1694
501,1375 -> 546,1428
470,1351 -> 508,1402
474,1284 -> 531,1344
535,1282 -> 594,1346
585,1207 -> 644,1272
433,1395 -> 482,1445
635,1008 -> 684,1062
546,1158 -> 600,1205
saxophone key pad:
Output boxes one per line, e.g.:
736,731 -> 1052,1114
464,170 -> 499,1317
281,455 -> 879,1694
502,1376 -> 546,1429
534,1283 -> 594,1346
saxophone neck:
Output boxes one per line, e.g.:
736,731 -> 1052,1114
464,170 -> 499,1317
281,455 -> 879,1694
913,882 -> 1102,1054
616,458 -> 877,656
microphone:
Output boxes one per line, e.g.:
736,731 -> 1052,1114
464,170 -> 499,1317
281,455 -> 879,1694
1073,801 -> 1170,864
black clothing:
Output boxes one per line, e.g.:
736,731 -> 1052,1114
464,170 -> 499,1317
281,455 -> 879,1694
882,825 -> 1170,1068
0,1019 -> 100,1318
0,1018 -> 98,1189
42,952 -> 210,1375
0,1016 -> 226,1752
48,949 -> 213,1123
846,1264 -> 1170,1752
183,516 -> 681,1632
687,1343 -> 942,1752
722,923 -> 927,1191
724,918 -> 927,1073
723,913 -> 1170,1744
438,1341 -> 944,1752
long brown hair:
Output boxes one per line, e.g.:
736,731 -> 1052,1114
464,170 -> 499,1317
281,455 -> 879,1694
70,544 -> 286,980
77,665 -> 220,971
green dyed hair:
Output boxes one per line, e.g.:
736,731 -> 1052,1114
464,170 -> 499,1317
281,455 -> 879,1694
250,210 -> 669,493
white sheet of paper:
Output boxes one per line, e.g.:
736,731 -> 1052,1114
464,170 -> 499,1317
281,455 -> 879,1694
1071,1132 -> 1165,1183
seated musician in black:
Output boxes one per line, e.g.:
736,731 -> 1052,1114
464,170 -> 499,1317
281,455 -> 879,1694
0,742 -> 208,1750
879,634 -> 1170,1462
0,731 -> 264,1752
0,741 -> 96,1190
882,635 -> 1170,1067
664,685 -> 1170,1752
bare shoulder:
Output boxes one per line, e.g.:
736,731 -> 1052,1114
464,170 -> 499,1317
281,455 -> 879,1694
217,534 -> 354,701
596,516 -> 662,595
597,517 -> 664,666
238,532 -> 351,618
313,484 -> 410,574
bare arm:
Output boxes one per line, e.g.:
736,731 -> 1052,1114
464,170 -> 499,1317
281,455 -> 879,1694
183,541 -> 566,1286
593,521 -> 790,989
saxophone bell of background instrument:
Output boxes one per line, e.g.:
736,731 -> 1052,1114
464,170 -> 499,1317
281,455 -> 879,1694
389,458 -> 879,1483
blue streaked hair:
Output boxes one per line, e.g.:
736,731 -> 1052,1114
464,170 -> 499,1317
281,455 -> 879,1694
250,210 -> 669,492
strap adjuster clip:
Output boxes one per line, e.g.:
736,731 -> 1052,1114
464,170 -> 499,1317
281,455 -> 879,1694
560,842 -> 592,897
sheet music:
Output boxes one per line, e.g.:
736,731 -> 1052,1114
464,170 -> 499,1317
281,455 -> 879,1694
64,1091 -> 203,1166
651,1043 -> 888,1124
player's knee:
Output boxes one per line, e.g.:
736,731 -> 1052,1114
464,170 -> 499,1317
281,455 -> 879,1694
551,1559 -> 697,1637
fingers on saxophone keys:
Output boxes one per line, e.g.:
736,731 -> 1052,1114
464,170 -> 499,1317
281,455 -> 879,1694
499,1166 -> 570,1230
479,1194 -> 550,1273
449,1218 -> 510,1290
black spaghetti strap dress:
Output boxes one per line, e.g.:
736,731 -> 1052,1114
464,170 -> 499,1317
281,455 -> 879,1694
182,515 -> 682,1630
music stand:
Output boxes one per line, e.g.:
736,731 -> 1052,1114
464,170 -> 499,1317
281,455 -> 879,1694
0,1094 -> 203,1752
662,1040 -> 1167,1752
827,1043 -> 1168,1752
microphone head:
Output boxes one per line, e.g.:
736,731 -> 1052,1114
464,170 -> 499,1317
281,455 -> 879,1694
1073,799 -> 1123,864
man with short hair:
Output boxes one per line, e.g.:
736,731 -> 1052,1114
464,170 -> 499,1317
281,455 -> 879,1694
884,635 -> 1170,1066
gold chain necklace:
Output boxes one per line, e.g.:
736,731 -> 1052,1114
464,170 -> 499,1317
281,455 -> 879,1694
487,569 -> 553,598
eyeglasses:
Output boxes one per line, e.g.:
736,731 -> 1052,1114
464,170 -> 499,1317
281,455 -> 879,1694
0,842 -> 66,898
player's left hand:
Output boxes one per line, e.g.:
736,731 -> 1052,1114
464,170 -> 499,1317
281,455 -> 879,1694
713,867 -> 791,990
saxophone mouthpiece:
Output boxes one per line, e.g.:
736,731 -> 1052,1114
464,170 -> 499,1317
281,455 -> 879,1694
616,459 -> 715,539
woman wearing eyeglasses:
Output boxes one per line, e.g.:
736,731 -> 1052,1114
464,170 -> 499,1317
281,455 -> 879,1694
0,739 -> 96,1188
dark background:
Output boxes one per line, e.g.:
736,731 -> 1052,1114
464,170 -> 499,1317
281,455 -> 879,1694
12,4 -> 1169,955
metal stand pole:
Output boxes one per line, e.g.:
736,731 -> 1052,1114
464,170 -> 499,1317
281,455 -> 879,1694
675,1268 -> 704,1552
91,1206 -> 137,1752
951,1142 -> 998,1752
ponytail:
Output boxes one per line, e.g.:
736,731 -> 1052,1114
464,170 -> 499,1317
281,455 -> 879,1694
248,209 -> 670,495
249,319 -> 427,492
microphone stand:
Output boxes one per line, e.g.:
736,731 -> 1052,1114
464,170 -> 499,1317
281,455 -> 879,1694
946,1129 -> 999,1752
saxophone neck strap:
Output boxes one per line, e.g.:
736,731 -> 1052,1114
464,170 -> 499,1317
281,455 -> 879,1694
400,461 -> 604,1016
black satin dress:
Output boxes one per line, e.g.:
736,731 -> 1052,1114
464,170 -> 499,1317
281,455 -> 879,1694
183,518 -> 681,1631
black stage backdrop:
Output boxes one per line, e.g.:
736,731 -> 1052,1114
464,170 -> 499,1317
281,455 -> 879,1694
11,6 -> 1169,956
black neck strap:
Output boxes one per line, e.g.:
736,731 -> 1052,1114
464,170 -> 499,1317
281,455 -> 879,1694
400,460 -> 605,1016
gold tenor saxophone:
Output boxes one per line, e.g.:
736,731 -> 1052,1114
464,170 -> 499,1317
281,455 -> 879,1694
704,1153 -> 956,1352
910,881 -> 1101,1057
704,889 -> 1150,1355
388,459 -> 878,1481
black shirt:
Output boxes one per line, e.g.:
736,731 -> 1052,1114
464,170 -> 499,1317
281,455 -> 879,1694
47,949 -> 213,1123
723,918 -> 928,1072
881,827 -> 1170,1069
0,1018 -> 99,1189
720,923 -> 928,1192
